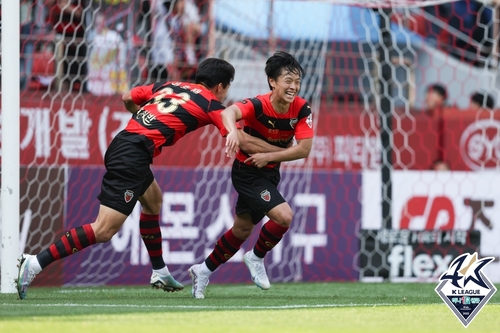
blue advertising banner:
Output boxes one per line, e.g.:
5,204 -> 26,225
65,167 -> 360,285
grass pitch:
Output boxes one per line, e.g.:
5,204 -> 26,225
1,282 -> 499,333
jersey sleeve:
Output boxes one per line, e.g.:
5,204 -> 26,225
233,98 -> 256,120
294,102 -> 314,140
207,109 -> 229,137
130,84 -> 155,106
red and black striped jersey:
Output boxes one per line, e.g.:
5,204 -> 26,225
117,81 -> 228,158
233,92 -> 314,168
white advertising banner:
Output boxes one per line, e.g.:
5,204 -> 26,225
362,170 -> 500,282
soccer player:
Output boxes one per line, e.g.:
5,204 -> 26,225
15,58 -> 283,300
188,51 -> 314,299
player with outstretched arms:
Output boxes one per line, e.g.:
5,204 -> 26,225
15,58 -> 283,300
189,51 -> 314,299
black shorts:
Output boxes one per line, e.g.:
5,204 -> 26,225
231,159 -> 286,224
97,137 -> 154,216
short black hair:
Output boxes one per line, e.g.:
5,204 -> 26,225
427,83 -> 447,100
265,51 -> 304,90
471,91 -> 495,109
195,58 -> 235,89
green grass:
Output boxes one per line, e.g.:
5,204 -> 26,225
1,282 -> 499,333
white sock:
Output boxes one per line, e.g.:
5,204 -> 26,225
153,266 -> 171,276
248,250 -> 262,261
199,262 -> 213,276
30,256 -> 43,274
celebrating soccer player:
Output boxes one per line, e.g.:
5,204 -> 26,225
15,58 -> 283,300
189,51 -> 314,299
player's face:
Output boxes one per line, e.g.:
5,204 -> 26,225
271,70 -> 301,104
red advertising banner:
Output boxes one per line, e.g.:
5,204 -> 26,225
9,93 -> 500,170
17,92 -> 212,167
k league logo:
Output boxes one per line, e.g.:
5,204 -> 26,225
435,252 -> 497,327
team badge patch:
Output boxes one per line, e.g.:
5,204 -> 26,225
260,190 -> 271,202
435,252 -> 497,327
306,114 -> 313,128
124,190 -> 134,203
289,118 -> 298,129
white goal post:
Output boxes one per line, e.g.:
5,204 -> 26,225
1,0 -> 21,293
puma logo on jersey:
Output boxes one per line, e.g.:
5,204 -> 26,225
268,119 -> 276,128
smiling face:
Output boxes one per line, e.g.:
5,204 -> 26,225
269,69 -> 301,106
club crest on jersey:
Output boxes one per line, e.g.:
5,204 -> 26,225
435,252 -> 497,327
124,190 -> 134,203
260,190 -> 271,202
289,118 -> 298,129
306,114 -> 313,128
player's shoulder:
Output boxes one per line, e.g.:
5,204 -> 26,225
291,96 -> 310,111
249,93 -> 272,108
147,81 -> 170,95
293,95 -> 309,106
234,95 -> 261,107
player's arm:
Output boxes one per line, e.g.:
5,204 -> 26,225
221,105 -> 243,157
122,91 -> 140,114
244,138 -> 312,169
122,84 -> 156,114
237,130 -> 284,154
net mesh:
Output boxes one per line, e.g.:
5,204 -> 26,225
2,0 -> 500,287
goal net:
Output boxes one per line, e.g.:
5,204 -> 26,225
2,0 -> 500,290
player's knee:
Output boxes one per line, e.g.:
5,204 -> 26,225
149,199 -> 162,215
274,211 -> 293,227
92,223 -> 119,243
232,225 -> 253,240
94,230 -> 113,243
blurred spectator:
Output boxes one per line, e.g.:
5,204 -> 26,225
20,1 -> 54,90
470,91 -> 496,111
173,0 -> 201,68
148,0 -> 201,82
424,83 -> 448,117
48,0 -> 88,92
432,159 -> 451,171
87,12 -> 128,96
424,83 -> 448,164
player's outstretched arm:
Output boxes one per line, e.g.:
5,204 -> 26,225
221,105 -> 242,158
244,138 -> 312,168
238,130 -> 284,154
122,92 -> 140,114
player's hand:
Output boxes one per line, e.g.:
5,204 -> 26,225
225,131 -> 239,158
244,153 -> 271,169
